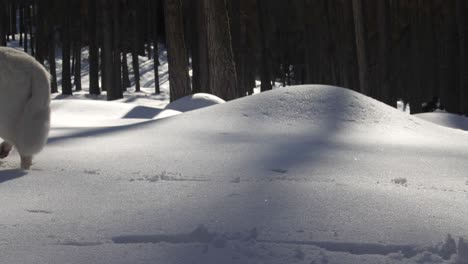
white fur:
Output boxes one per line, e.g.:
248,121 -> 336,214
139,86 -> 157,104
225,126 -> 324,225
0,47 -> 51,168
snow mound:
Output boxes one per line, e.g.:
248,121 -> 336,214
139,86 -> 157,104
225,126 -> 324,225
414,112 -> 468,131
165,93 -> 225,112
173,85 -> 466,146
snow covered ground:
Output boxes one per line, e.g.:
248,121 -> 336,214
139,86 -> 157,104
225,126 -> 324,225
1,83 -> 468,263
414,112 -> 468,132
4,37 -> 468,263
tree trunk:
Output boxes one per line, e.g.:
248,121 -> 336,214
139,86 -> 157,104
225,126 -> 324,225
73,44 -> 82,91
35,0 -> 46,64
29,3 -> 35,56
204,0 -> 239,100
151,0 -> 161,94
131,1 -> 141,92
257,0 -> 272,92
9,1 -> 16,40
89,0 -> 100,95
163,0 -> 191,102
352,0 -> 370,96
19,2 -> 23,46
110,0 -> 123,100
0,0 -> 6,46
61,2 -> 73,95
101,0 -> 113,96
48,31 -> 58,93
456,0 -> 468,115
377,0 -> 391,105
122,52 -> 131,89
46,0 -> 57,93
194,0 -> 211,94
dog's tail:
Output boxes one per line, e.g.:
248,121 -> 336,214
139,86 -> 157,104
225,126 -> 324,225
15,60 -> 51,157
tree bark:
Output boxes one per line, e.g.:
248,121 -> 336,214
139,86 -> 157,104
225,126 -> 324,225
110,0 -> 123,100
194,0 -> 211,94
131,1 -> 141,92
101,0 -> 113,96
352,0 -> 370,96
163,0 -> 191,102
151,0 -> 161,94
61,2 -> 73,95
88,0 -> 100,95
73,43 -> 82,91
377,0 -> 391,105
456,0 -> 468,115
0,0 -> 6,46
257,0 -> 272,92
204,0 -> 239,100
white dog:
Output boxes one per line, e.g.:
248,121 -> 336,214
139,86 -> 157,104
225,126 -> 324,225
0,47 -> 51,169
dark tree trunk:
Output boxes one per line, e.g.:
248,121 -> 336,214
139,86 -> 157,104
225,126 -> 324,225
88,0 -> 100,95
256,0 -> 272,92
29,3 -> 35,56
456,0 -> 468,115
150,0 -> 161,94
48,31 -> 58,93
24,4 -> 32,53
377,0 -> 392,106
163,0 -> 191,102
194,0 -> 211,94
352,0 -> 370,96
131,1 -> 141,92
73,43 -> 82,91
110,0 -> 123,100
35,0 -> 46,64
61,2 -> 73,95
45,0 -> 57,93
152,0 -> 161,94
101,0 -> 113,95
0,0 -> 5,46
122,52 -> 131,89
204,0 -> 239,100
9,1 -> 16,40
19,2 -> 23,46
188,0 -> 201,94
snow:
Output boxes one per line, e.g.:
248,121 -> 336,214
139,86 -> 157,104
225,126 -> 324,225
414,112 -> 468,131
1,84 -> 468,263
165,93 -> 225,112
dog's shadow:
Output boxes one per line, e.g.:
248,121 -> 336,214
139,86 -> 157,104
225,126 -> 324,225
0,168 -> 27,184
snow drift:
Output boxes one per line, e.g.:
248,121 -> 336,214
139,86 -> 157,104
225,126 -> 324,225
165,93 -> 225,112
415,112 -> 468,131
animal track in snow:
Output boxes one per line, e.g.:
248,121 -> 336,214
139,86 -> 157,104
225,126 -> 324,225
26,209 -> 52,214
129,171 -> 210,183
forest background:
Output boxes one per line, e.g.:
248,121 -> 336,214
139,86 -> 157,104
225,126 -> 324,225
0,0 -> 467,115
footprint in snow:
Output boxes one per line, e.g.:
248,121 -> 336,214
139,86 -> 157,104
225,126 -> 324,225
270,168 -> 288,174
26,209 -> 52,214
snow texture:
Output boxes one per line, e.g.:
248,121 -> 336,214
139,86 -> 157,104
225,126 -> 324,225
165,93 -> 225,112
0,85 -> 467,263
414,112 -> 468,131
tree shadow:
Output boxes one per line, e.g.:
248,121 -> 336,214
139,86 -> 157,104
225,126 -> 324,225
0,169 -> 27,184
122,106 -> 166,119
47,116 -> 175,145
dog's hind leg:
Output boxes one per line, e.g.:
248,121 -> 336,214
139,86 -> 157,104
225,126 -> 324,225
20,155 -> 32,170
0,141 -> 13,159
